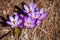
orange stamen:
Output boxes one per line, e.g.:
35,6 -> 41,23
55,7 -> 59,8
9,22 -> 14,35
28,22 -> 31,25
13,20 -> 17,25
30,9 -> 32,13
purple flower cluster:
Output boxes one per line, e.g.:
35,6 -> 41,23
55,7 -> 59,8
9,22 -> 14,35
7,2 -> 49,29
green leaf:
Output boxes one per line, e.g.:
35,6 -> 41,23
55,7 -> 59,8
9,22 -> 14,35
14,28 -> 19,38
12,28 -> 20,38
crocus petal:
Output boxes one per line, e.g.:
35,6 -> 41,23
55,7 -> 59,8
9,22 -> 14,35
37,20 -> 42,25
32,12 -> 35,18
30,2 -> 34,9
24,16 -> 28,22
7,21 -> 12,25
30,24 -> 35,28
36,14 -> 40,19
30,3 -> 38,13
17,20 -> 22,25
24,22 -> 29,28
23,10 -> 29,13
19,26 -> 23,28
15,15 -> 18,22
9,16 -> 14,22
24,22 -> 27,26
24,5 -> 29,12
27,13 -> 32,16
24,17 -> 36,29
28,17 -> 32,22
39,12 -> 49,20
40,8 -> 44,14
20,14 -> 24,18
11,25 -> 15,28
34,7 -> 38,12
33,4 -> 37,9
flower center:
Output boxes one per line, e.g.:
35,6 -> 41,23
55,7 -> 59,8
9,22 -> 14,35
27,22 -> 31,25
30,9 -> 32,13
13,20 -> 17,25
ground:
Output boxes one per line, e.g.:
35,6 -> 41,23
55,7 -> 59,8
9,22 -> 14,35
0,0 -> 60,40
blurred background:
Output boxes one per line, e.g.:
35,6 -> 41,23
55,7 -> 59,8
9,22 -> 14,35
0,0 -> 60,40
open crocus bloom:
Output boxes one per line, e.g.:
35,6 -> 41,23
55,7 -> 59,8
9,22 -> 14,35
39,8 -> 49,20
23,2 -> 38,16
39,12 -> 49,20
24,17 -> 36,28
34,8 -> 49,24
7,15 -> 22,28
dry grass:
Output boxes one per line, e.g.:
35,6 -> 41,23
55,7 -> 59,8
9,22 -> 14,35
0,0 -> 60,40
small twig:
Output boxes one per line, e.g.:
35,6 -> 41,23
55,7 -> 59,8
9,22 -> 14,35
0,30 -> 11,39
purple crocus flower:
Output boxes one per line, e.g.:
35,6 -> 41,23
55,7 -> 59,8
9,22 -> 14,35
7,15 -> 22,28
24,17 -> 36,28
35,8 -> 49,24
23,2 -> 38,16
39,8 -> 49,20
23,2 -> 41,20
39,12 -> 49,20
36,12 -> 48,25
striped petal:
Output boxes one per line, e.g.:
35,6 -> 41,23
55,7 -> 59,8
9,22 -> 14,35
24,5 -> 29,12
17,20 -> 22,25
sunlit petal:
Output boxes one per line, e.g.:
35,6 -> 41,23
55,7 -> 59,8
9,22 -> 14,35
17,20 -> 22,25
24,5 -> 29,12
40,8 -> 44,14
7,21 -> 12,25
9,16 -> 14,22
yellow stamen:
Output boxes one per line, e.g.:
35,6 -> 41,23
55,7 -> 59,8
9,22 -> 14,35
28,22 -> 31,25
30,9 -> 32,13
13,20 -> 17,25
